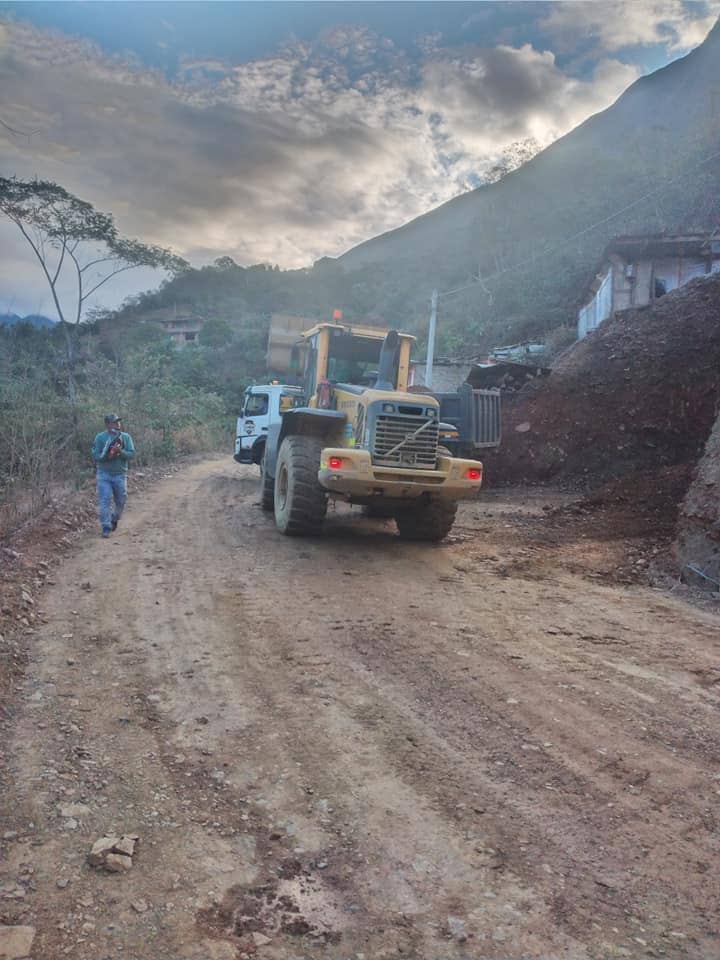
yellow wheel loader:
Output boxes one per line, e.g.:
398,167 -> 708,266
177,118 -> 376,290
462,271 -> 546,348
263,320 -> 487,540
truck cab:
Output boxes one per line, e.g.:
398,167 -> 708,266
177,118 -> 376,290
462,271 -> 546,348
234,383 -> 303,465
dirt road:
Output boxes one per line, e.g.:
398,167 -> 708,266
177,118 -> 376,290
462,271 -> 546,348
1,458 -> 719,960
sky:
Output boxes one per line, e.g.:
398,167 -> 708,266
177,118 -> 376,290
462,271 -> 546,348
1,0 -> 719,319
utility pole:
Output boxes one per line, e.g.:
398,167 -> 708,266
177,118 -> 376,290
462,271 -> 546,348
425,288 -> 438,389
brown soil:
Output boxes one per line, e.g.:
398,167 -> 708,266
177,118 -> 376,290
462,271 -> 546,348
486,275 -> 720,495
677,410 -> 720,581
1,458 -> 719,960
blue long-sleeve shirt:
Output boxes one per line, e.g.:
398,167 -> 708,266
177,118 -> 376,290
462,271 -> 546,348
92,431 -> 136,475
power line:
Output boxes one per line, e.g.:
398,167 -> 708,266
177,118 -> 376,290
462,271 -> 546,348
439,143 -> 720,301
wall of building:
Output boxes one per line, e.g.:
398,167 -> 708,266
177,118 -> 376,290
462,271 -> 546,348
653,256 -> 714,295
578,268 -> 612,338
409,362 -> 473,392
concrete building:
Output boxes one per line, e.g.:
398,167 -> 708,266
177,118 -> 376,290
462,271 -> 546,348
158,316 -> 205,346
266,314 -> 316,372
409,359 -> 474,393
578,232 -> 720,338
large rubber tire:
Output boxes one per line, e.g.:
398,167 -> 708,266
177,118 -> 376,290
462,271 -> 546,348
259,453 -> 274,512
273,436 -> 328,536
395,500 -> 458,542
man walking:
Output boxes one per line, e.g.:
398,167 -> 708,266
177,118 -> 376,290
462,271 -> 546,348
92,414 -> 136,538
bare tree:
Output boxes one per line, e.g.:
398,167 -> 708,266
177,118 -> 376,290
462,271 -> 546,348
0,177 -> 187,402
0,177 -> 187,325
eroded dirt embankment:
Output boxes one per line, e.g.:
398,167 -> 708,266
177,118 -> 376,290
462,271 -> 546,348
677,408 -> 720,579
486,275 -> 720,491
1,459 -> 719,960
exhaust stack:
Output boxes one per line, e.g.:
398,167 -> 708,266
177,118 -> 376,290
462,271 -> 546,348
374,330 -> 400,390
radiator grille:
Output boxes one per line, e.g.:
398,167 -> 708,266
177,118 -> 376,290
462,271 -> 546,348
472,389 -> 502,447
371,413 -> 439,469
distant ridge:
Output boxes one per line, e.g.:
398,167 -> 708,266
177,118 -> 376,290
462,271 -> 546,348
0,312 -> 57,328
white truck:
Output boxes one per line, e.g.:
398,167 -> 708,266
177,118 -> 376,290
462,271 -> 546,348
233,383 -> 303,466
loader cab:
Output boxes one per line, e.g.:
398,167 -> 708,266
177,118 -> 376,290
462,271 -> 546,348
298,323 -> 413,405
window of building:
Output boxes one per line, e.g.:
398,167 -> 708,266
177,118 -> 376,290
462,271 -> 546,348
185,332 -> 197,342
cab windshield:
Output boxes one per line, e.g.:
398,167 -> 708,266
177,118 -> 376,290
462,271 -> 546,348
326,333 -> 395,387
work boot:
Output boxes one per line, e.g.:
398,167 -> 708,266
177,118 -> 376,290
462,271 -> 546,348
101,527 -> 111,538
110,516 -> 118,531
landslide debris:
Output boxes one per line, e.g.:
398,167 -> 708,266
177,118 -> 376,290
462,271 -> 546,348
487,276 -> 720,528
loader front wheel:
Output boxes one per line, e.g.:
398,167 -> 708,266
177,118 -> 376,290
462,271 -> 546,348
395,499 -> 458,542
259,453 -> 274,512
274,436 -> 327,536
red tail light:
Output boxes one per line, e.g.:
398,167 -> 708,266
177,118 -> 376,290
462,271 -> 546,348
466,468 -> 482,481
328,456 -> 343,470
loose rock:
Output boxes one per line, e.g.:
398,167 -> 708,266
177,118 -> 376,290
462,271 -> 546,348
447,916 -> 468,942
87,835 -> 138,872
105,853 -> 133,873
0,924 -> 36,958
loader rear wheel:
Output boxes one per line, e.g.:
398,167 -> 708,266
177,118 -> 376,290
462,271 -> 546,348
259,453 -> 274,512
395,499 -> 458,542
274,436 -> 328,536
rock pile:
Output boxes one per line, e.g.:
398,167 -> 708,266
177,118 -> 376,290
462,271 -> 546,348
87,834 -> 139,873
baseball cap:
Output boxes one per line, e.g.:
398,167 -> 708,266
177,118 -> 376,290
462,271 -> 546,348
104,413 -> 122,424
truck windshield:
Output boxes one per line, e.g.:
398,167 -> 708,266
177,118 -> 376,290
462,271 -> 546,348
327,334 -> 393,387
245,393 -> 269,416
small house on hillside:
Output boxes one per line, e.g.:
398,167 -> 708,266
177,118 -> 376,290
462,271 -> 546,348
158,315 -> 205,346
578,232 -> 720,338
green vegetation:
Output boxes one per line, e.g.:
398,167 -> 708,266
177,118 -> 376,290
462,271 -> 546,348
0,180 -> 213,535
0,317 -> 236,535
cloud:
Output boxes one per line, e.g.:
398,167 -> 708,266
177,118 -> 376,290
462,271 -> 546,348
542,0 -> 720,54
417,43 -> 639,182
0,11 -> 703,313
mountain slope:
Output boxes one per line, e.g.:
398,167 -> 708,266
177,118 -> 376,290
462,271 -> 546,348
337,20 -> 720,346
0,312 -> 56,328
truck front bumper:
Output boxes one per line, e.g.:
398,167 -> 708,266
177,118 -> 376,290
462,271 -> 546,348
234,436 -> 263,465
318,449 -> 483,501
